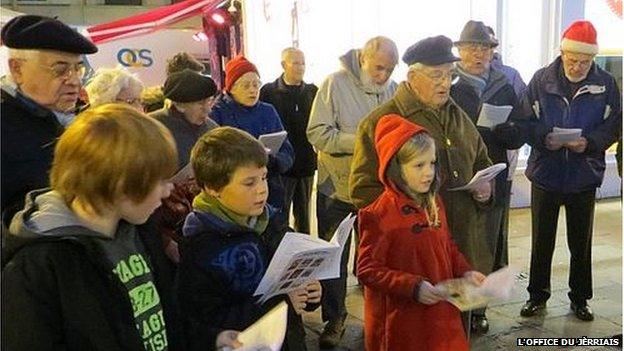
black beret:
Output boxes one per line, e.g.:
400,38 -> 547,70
1,15 -> 98,54
455,20 -> 499,47
163,69 -> 217,103
402,35 -> 460,66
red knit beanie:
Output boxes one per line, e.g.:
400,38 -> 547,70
224,55 -> 259,92
560,20 -> 598,55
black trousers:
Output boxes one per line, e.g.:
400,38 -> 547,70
528,184 -> 596,304
316,192 -> 356,323
282,175 -> 314,234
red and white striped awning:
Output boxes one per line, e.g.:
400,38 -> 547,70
86,0 -> 221,44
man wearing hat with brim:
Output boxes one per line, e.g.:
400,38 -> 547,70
1,15 -> 98,226
519,20 -> 621,322
350,35 -> 493,339
450,20 -> 527,334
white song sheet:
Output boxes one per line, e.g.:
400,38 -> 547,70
254,214 -> 356,303
551,127 -> 582,143
448,163 -> 507,191
234,302 -> 288,351
259,131 -> 288,155
435,266 -> 519,311
476,103 -> 513,129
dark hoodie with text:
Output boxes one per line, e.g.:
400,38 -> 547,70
1,189 -> 180,351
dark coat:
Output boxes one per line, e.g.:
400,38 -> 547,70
176,209 -> 315,351
149,106 -> 218,170
451,67 -> 526,202
1,90 -> 64,225
521,57 -> 622,193
1,213 -> 181,351
260,76 -> 318,177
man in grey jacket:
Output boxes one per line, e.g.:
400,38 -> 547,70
306,36 -> 398,349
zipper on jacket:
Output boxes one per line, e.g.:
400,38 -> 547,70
561,96 -> 570,162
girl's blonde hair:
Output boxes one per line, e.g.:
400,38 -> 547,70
51,103 -> 177,214
387,132 -> 440,227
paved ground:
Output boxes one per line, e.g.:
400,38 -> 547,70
299,198 -> 622,350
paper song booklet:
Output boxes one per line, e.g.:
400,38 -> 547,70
259,131 -> 288,156
253,214 -> 356,303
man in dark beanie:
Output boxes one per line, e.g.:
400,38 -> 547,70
1,15 -> 98,226
350,35 -> 493,341
450,20 -> 527,334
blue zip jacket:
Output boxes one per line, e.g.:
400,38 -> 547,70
210,94 -> 295,211
521,56 -> 622,193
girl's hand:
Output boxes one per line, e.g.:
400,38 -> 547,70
287,287 -> 308,315
417,281 -> 445,305
216,330 -> 242,350
463,271 -> 486,286
305,281 -> 322,304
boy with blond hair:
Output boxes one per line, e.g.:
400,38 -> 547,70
177,126 -> 321,351
2,104 -> 180,350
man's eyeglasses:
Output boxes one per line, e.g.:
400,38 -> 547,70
20,59 -> 87,80
116,97 -> 142,107
416,69 -> 455,84
562,54 -> 593,69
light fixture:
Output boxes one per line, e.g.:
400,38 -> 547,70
211,12 -> 226,25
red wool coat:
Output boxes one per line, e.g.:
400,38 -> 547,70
356,115 -> 473,351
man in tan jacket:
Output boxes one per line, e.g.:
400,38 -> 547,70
307,36 -> 398,349
349,35 -> 494,332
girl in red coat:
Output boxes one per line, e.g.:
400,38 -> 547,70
357,114 -> 486,351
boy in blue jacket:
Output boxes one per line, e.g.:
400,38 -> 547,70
176,126 -> 321,351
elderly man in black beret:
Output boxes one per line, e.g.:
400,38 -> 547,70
350,35 -> 493,336
1,15 -> 98,225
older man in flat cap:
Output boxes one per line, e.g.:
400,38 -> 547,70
1,15 -> 98,225
450,20 -> 527,334
350,35 -> 493,332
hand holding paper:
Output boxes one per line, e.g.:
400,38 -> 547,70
550,127 -> 583,143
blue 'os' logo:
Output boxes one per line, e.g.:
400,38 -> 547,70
117,49 -> 154,67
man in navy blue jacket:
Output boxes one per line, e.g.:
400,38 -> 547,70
519,20 -> 622,322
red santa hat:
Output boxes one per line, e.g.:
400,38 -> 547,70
560,20 -> 598,55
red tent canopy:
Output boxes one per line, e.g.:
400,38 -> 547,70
86,0 -> 221,44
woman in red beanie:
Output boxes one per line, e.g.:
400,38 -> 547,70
210,55 -> 294,229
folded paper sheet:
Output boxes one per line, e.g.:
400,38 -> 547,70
254,214 -> 356,303
235,302 -> 288,351
449,163 -> 507,191
259,131 -> 288,155
476,103 -> 513,129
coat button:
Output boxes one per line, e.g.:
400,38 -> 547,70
411,223 -> 423,234
453,170 -> 459,178
446,138 -> 452,147
402,205 -> 415,214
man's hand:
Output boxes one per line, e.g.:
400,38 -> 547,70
417,281 -> 445,305
216,330 -> 242,350
471,180 -> 492,203
545,133 -> 564,151
305,281 -> 322,304
287,287 -> 308,315
564,137 -> 588,153
463,271 -> 486,286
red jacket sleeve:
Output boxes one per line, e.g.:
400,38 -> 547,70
356,209 -> 423,300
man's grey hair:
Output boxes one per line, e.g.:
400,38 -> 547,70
84,66 -> 144,107
281,47 -> 303,62
8,48 -> 40,61
407,62 -> 425,73
361,36 -> 399,64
